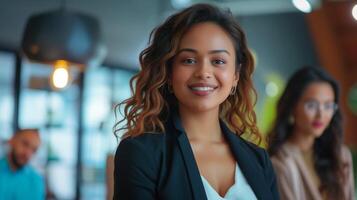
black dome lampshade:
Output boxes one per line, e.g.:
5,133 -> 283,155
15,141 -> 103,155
21,9 -> 106,66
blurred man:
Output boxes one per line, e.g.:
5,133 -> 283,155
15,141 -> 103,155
0,129 -> 45,200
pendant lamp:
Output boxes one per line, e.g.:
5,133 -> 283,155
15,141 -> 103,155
21,7 -> 106,89
21,8 -> 106,66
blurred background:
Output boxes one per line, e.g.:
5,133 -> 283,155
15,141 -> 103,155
0,0 -> 356,199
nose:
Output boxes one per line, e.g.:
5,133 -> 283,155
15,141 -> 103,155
194,59 -> 212,79
315,105 -> 322,118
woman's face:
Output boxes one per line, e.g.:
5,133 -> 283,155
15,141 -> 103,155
171,22 -> 238,114
293,81 -> 337,138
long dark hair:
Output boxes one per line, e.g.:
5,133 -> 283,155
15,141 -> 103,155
114,3 -> 261,143
267,66 -> 345,199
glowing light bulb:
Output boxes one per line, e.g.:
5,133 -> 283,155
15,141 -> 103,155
51,60 -> 70,89
292,0 -> 312,13
352,4 -> 357,21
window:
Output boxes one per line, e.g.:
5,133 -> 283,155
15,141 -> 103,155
0,51 -> 15,155
19,60 -> 81,199
81,66 -> 134,200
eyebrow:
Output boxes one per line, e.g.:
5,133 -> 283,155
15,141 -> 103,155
176,48 -> 231,55
304,98 -> 335,103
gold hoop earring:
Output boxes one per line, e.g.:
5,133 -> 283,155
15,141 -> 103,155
288,115 -> 295,125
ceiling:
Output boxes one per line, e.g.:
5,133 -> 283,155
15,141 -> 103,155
0,0 -> 312,70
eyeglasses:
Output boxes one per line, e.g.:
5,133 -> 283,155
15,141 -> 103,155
303,100 -> 338,116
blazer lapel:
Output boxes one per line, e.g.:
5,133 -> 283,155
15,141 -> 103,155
220,122 -> 270,199
173,113 -> 208,200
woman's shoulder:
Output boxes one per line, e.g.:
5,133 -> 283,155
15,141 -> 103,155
239,138 -> 266,155
235,137 -> 273,167
269,143 -> 298,168
341,144 -> 353,164
117,133 -> 165,155
114,133 -> 166,174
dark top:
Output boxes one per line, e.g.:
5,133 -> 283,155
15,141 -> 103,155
114,113 -> 280,200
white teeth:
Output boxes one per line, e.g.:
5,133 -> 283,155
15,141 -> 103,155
191,87 -> 214,91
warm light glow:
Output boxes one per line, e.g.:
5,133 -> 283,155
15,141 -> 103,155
55,60 -> 69,68
51,60 -> 70,89
265,82 -> 279,97
292,0 -> 312,13
352,4 -> 357,21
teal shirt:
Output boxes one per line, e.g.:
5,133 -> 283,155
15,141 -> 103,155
0,157 -> 45,200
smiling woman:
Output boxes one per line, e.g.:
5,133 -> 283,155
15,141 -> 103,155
113,3 -> 279,200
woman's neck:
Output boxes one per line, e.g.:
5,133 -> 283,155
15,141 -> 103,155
288,129 -> 315,152
179,107 -> 223,143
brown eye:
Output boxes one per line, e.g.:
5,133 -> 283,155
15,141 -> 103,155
212,59 -> 226,65
324,102 -> 338,112
182,58 -> 196,65
305,100 -> 317,110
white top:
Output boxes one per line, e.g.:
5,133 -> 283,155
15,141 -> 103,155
201,163 -> 257,200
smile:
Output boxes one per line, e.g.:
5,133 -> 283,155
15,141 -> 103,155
188,84 -> 218,96
190,86 -> 215,91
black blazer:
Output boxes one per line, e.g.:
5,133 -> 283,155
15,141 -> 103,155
114,113 -> 279,200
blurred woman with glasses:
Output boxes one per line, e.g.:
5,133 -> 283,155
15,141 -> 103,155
267,66 -> 355,200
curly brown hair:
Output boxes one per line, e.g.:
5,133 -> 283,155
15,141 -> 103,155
114,3 -> 261,144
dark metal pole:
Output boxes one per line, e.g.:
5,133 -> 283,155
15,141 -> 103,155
75,71 -> 85,200
12,53 -> 22,132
